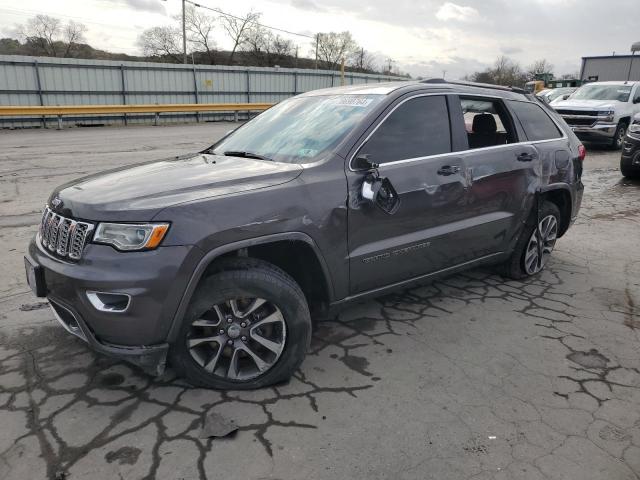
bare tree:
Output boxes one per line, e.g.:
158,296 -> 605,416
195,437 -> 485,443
17,15 -> 89,58
527,58 -> 554,80
19,14 -> 61,56
137,26 -> 182,63
312,31 -> 358,70
469,56 -> 527,86
349,48 -> 377,72
184,5 -> 217,64
221,11 -> 260,65
271,35 -> 293,58
492,56 -> 526,86
243,25 -> 294,67
243,24 -> 269,65
62,21 -> 87,57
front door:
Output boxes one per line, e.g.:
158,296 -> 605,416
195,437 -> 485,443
346,94 -> 471,294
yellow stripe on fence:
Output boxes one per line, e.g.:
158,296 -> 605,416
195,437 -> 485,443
0,103 -> 274,116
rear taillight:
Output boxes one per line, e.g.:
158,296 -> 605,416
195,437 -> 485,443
578,144 -> 586,161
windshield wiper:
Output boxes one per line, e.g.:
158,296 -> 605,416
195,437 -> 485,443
223,150 -> 272,161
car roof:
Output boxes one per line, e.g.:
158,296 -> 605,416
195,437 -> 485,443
299,81 -> 414,96
298,79 -> 529,100
583,81 -> 639,86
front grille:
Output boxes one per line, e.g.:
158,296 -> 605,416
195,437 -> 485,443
555,109 -> 600,117
564,118 -> 596,127
39,207 -> 94,260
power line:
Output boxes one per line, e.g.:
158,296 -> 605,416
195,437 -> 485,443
185,0 -> 315,40
0,7 -> 139,33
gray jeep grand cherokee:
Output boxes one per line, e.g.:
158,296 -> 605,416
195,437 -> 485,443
25,79 -> 585,390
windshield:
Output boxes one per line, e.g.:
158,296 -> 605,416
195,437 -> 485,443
212,94 -> 384,164
571,84 -> 631,102
548,88 -> 573,101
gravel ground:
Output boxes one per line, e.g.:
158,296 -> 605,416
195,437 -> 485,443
0,124 -> 639,480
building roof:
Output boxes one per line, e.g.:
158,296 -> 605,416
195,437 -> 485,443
582,55 -> 638,60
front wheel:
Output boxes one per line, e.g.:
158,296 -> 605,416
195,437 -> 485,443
170,259 -> 311,390
620,156 -> 640,179
499,201 -> 561,280
611,122 -> 627,150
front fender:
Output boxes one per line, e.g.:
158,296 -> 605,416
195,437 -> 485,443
165,231 -> 334,343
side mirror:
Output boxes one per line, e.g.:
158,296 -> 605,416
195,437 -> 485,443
361,173 -> 400,215
562,94 -> 570,100
634,97 -> 640,104
353,153 -> 379,171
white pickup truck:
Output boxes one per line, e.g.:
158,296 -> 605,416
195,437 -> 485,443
552,81 -> 640,149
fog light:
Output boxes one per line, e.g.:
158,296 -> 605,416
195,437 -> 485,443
86,291 -> 131,312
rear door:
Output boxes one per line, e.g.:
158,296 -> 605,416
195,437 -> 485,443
506,99 -> 569,187
447,95 -> 541,259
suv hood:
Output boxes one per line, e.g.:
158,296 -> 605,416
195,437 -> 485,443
50,153 -> 303,221
552,99 -> 618,110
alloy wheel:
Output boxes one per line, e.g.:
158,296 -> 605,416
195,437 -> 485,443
524,214 -> 558,275
616,125 -> 627,148
187,297 -> 287,381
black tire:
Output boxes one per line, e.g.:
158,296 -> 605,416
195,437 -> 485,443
610,122 -> 628,150
170,258 -> 311,390
498,201 -> 561,280
620,156 -> 640,179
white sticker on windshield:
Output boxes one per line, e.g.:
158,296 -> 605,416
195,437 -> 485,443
298,149 -> 317,157
330,96 -> 374,107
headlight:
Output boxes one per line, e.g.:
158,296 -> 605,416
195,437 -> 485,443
629,122 -> 640,134
598,110 -> 614,121
93,222 -> 169,251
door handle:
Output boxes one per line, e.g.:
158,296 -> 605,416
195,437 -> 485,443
517,152 -> 536,162
437,165 -> 461,176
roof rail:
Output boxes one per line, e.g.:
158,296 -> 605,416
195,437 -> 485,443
420,78 -> 526,94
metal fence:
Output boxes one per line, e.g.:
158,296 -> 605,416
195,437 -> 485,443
0,55 -> 403,128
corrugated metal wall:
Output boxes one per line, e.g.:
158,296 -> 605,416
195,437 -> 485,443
580,56 -> 640,82
0,55 -> 402,128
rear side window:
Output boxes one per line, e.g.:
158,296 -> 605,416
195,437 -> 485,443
359,95 -> 451,164
457,97 -> 517,149
508,101 -> 562,141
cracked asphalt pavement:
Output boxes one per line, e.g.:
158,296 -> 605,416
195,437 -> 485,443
1,124 -> 639,480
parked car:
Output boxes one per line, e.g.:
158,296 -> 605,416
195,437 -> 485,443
621,113 -> 640,178
25,80 -> 585,390
552,81 -> 640,149
536,87 -> 576,104
525,80 -> 546,94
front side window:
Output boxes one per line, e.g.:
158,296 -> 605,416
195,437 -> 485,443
458,97 -> 516,149
358,95 -> 451,164
213,94 -> 384,164
508,101 -> 562,141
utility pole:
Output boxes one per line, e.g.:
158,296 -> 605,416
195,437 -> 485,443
314,33 -> 319,69
627,41 -> 640,81
182,0 -> 187,64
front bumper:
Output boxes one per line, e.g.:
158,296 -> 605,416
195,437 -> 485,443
566,122 -> 617,142
26,235 -> 202,375
621,133 -> 640,169
48,298 -> 169,375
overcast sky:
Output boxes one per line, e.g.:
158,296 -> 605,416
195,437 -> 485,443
0,0 -> 637,78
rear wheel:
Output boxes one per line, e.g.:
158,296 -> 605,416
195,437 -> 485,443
171,258 -> 311,389
499,201 -> 561,280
